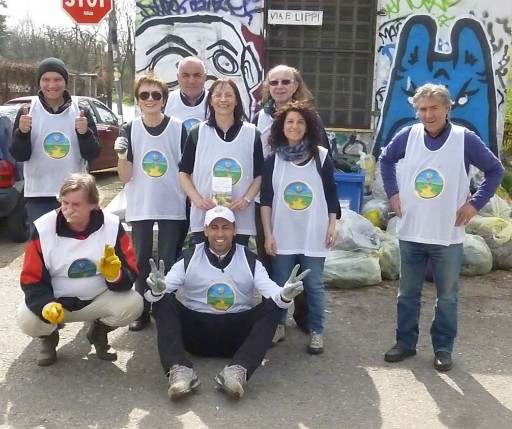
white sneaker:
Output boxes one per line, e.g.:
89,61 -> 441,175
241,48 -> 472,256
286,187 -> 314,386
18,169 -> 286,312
215,365 -> 247,399
271,324 -> 286,346
307,332 -> 324,355
168,364 -> 200,400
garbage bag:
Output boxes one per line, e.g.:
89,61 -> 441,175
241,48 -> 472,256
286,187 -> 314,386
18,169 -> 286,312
377,230 -> 400,280
461,234 -> 492,276
324,249 -> 382,288
479,195 -> 512,219
386,216 -> 399,236
334,209 -> 380,251
466,216 -> 512,245
361,198 -> 392,229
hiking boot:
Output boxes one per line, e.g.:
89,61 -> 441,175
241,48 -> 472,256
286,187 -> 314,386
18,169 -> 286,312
215,365 -> 247,399
384,344 -> 417,363
37,330 -> 59,366
434,351 -> 453,372
271,324 -> 286,346
86,320 -> 117,361
307,332 -> 324,355
167,365 -> 200,400
128,311 -> 151,332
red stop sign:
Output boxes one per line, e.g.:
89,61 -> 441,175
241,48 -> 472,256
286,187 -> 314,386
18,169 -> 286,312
62,0 -> 112,25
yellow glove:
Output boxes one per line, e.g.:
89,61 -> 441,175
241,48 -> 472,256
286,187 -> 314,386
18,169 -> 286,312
99,244 -> 122,282
42,302 -> 64,324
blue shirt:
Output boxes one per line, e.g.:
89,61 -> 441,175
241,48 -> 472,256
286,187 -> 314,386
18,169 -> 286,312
379,122 -> 504,210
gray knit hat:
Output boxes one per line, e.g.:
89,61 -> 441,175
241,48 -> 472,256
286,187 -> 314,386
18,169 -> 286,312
37,57 -> 69,84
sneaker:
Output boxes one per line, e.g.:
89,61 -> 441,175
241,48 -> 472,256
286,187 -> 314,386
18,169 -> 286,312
307,332 -> 324,355
215,365 -> 247,399
167,365 -> 200,400
434,351 -> 453,372
271,324 -> 286,346
384,344 -> 417,362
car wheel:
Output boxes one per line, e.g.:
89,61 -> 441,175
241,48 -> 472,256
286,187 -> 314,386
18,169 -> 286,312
6,193 -> 30,243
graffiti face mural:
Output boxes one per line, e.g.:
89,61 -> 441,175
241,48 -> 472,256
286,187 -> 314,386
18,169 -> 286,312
373,15 -> 498,156
135,13 -> 263,116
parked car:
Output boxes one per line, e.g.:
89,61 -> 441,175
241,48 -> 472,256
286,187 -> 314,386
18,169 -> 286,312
4,96 -> 120,171
0,105 -> 29,242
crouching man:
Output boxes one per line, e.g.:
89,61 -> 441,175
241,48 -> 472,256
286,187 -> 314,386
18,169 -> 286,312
17,173 -> 143,366
146,206 -> 308,400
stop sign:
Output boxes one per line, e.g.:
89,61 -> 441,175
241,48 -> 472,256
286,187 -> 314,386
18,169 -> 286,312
62,0 -> 113,25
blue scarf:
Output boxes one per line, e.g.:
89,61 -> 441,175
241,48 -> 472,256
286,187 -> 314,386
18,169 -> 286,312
276,138 -> 310,161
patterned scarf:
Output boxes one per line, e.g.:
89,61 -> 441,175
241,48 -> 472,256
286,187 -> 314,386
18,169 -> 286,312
276,138 -> 310,161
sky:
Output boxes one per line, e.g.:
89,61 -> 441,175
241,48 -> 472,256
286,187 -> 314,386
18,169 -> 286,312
4,0 -> 99,28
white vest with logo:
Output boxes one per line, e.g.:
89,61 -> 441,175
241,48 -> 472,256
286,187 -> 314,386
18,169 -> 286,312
164,89 -> 207,132
190,122 -> 256,235
24,98 -> 86,197
271,147 -> 330,257
35,210 -> 119,300
182,243 -> 256,313
256,111 -> 273,159
397,123 -> 470,245
125,116 -> 186,221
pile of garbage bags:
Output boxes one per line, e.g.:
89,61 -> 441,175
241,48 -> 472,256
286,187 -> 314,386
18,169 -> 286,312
323,193 -> 512,289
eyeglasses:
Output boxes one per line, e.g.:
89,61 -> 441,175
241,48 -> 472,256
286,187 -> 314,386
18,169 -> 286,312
138,91 -> 163,101
268,79 -> 295,87
212,92 -> 236,99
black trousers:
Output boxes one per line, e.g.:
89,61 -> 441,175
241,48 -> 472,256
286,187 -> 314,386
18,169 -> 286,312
131,220 -> 185,313
254,202 -> 273,275
152,294 -> 281,379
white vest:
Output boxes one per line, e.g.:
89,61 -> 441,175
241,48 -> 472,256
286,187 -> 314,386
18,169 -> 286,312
35,210 -> 119,300
183,243 -> 256,313
24,98 -> 86,197
256,111 -> 273,159
164,89 -> 207,131
397,123 -> 470,245
271,147 -> 330,257
125,116 -> 186,221
190,122 -> 257,235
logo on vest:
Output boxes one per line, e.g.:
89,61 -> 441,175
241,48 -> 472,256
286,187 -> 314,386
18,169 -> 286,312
213,158 -> 242,185
43,132 -> 70,159
207,282 -> 235,311
415,168 -> 444,199
183,118 -> 201,131
284,181 -> 313,210
68,258 -> 97,278
142,150 -> 168,177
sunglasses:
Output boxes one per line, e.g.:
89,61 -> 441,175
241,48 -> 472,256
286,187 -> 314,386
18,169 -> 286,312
268,79 -> 295,87
138,91 -> 163,101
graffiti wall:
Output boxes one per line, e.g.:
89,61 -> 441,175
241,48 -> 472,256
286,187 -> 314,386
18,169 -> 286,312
135,0 -> 264,117
373,1 -> 512,156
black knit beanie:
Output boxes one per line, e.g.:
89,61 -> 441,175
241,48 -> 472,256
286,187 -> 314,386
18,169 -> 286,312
36,57 -> 69,84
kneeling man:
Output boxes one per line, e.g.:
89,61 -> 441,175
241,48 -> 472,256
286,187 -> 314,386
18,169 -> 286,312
17,173 -> 143,366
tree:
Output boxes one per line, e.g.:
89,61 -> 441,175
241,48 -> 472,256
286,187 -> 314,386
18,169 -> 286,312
0,0 -> 9,56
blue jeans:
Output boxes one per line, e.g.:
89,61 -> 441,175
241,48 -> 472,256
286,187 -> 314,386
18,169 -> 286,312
396,240 -> 463,353
272,254 -> 326,334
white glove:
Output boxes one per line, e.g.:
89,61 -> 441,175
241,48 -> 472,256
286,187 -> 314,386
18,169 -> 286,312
281,264 -> 310,301
114,136 -> 128,159
147,258 -> 166,295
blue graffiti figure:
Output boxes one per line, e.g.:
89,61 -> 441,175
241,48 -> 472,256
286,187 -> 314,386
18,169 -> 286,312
373,15 -> 498,157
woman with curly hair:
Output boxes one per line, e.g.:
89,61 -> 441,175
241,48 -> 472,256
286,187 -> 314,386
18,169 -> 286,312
260,101 -> 339,355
